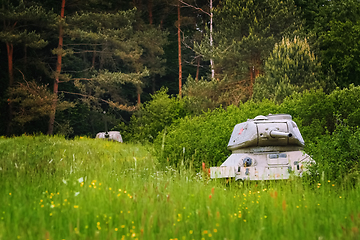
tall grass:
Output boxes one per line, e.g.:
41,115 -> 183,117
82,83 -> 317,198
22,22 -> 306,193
1,135 -> 359,240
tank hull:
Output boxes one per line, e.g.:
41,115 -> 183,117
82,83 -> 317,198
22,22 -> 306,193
210,149 -> 312,181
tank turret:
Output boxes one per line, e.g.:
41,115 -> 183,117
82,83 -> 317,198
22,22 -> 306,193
210,114 -> 314,181
227,114 -> 305,150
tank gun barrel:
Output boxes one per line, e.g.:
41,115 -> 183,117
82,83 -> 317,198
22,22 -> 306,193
270,130 -> 292,138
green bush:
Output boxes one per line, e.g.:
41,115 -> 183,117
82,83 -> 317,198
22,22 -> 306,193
154,100 -> 280,168
280,89 -> 335,140
153,86 -> 360,182
115,88 -> 189,143
330,84 -> 360,127
306,123 -> 360,184
280,85 -> 360,141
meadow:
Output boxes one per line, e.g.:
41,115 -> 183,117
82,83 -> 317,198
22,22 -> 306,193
1,135 -> 360,240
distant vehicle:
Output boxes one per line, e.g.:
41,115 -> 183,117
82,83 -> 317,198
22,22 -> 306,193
96,131 -> 123,143
210,114 -> 313,181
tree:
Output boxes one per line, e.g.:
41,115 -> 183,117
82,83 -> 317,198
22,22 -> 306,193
116,87 -> 189,142
318,19 -> 360,87
8,80 -> 72,129
48,0 -> 65,135
177,0 -> 182,98
179,0 -> 215,80
45,7 -> 167,134
293,0 -> 328,33
0,0 -> 56,134
252,37 -> 324,103
197,0 -> 302,101
296,0 -> 360,88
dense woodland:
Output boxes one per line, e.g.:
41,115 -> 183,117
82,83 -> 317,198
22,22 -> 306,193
1,0 -> 360,137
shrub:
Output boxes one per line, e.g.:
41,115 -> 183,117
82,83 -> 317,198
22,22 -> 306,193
154,100 -> 280,168
306,123 -> 360,184
280,85 -> 360,141
280,89 -> 335,141
154,86 -> 360,183
330,84 -> 360,128
114,88 -> 189,143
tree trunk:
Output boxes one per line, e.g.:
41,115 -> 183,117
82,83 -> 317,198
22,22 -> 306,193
196,56 -> 200,81
6,42 -> 14,135
249,55 -> 261,96
177,1 -> 182,98
250,66 -> 255,96
48,0 -> 65,135
6,43 -> 14,88
210,0 -> 215,79
148,0 -> 155,93
137,85 -> 141,106
148,0 -> 153,25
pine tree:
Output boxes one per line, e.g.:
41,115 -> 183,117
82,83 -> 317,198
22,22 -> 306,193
314,0 -> 360,88
45,7 -> 167,133
295,0 -> 360,88
252,37 -> 324,103
197,0 -> 302,101
0,0 -> 56,134
48,0 -> 65,135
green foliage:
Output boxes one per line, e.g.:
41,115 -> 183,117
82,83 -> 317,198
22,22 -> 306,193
280,85 -> 360,140
115,88 -> 189,143
281,87 -> 360,183
306,0 -> 360,88
154,100 -> 280,168
306,123 -> 360,184
253,37 -> 324,103
331,84 -> 360,127
73,69 -> 149,112
2,0 -> 360,139
8,80 -> 74,125
154,86 -> 360,182
319,20 -> 360,87
182,75 -> 247,114
293,0 -> 328,33
206,0 -> 301,83
0,1 -> 56,47
64,8 -> 168,112
280,89 -> 335,140
183,77 -> 220,114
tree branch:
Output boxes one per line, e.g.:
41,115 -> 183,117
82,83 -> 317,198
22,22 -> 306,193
179,0 -> 210,16
59,91 -> 138,111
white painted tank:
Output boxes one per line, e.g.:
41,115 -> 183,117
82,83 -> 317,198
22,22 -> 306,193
96,131 -> 123,143
210,114 -> 313,181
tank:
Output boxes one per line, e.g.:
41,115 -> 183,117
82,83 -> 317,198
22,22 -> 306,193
96,131 -> 123,143
96,111 -> 123,143
210,114 -> 313,181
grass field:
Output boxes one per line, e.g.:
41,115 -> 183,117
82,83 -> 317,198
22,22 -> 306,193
1,135 -> 360,240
